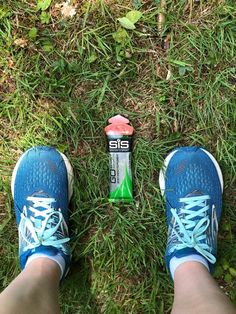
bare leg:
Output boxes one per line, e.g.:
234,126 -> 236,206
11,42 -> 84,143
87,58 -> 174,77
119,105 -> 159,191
172,262 -> 236,314
0,258 -> 61,314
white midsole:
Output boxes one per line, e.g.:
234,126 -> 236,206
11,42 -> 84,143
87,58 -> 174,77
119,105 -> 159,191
11,148 -> 74,201
159,148 -> 224,196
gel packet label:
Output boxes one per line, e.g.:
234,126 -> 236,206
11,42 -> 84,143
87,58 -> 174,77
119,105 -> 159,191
104,115 -> 134,202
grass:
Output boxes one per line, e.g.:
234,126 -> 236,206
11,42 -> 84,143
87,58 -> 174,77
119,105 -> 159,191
0,0 -> 236,313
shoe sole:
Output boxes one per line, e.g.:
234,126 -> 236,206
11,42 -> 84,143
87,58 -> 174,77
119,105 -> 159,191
11,148 -> 74,201
159,148 -> 224,196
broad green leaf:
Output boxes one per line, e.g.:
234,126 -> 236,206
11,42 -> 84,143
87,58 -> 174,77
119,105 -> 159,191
112,27 -> 129,44
28,27 -> 38,40
229,267 -> 236,277
213,266 -> 223,279
169,59 -> 191,67
126,10 -> 142,24
117,17 -> 135,30
37,0 -> 52,11
40,11 -> 50,24
115,44 -> 123,62
224,273 -> 232,283
222,222 -> 231,231
42,40 -> 53,52
223,260 -> 229,270
178,66 -> 186,76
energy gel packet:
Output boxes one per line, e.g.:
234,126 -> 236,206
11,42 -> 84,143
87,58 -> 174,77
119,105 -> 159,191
104,115 -> 134,202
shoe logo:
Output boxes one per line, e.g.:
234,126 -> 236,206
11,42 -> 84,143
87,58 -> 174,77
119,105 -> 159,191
175,160 -> 188,175
211,204 -> 218,240
206,204 -> 218,249
47,160 -> 57,172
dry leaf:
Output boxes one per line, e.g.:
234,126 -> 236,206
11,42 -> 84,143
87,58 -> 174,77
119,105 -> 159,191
14,38 -> 28,48
55,3 -> 63,9
166,69 -> 172,81
51,3 -> 62,17
163,34 -> 171,50
7,59 -> 14,69
61,2 -> 76,18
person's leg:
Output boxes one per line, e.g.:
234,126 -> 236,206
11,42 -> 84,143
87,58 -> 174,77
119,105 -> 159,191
0,146 -> 74,314
0,258 -> 60,314
172,262 -> 236,314
159,146 -> 236,314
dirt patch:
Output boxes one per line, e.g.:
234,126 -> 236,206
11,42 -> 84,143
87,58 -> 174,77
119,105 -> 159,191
0,70 -> 16,96
35,97 -> 60,115
126,98 -> 160,140
0,117 -> 20,141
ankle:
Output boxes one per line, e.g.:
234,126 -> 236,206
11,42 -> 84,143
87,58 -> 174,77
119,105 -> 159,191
24,257 -> 61,282
174,261 -> 209,281
170,255 -> 209,279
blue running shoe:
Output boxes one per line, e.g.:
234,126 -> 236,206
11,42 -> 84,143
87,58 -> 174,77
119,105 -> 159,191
159,146 -> 223,274
11,146 -> 74,278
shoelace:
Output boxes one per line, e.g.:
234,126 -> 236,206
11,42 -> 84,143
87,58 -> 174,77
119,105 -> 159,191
170,195 -> 216,264
19,197 -> 70,252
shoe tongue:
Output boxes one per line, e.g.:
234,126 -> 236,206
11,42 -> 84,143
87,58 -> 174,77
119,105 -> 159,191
31,190 -> 50,198
186,190 -> 203,197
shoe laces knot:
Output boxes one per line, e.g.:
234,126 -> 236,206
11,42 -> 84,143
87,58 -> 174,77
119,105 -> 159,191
19,197 -> 70,251
170,195 -> 216,264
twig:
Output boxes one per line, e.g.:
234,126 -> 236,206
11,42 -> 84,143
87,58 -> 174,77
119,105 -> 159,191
158,0 -> 166,34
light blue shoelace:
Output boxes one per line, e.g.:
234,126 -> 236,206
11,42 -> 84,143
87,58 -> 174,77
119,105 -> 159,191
19,197 -> 70,252
170,195 -> 216,264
